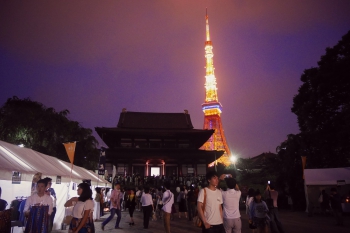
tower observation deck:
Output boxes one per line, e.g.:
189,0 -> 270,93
201,10 -> 231,166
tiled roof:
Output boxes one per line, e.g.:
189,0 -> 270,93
117,111 -> 194,129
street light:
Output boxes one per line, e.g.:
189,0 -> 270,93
230,155 -> 237,163
230,155 -> 237,169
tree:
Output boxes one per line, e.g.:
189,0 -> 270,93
0,96 -> 99,169
292,30 -> 350,168
270,134 -> 305,210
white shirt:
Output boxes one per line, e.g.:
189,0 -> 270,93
136,190 -> 141,197
141,193 -> 153,206
24,193 -> 53,215
72,200 -> 94,218
197,187 -> 223,225
162,190 -> 174,213
221,189 -> 241,219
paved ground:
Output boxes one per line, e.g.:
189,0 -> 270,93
53,209 -> 349,233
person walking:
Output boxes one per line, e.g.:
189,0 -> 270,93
126,189 -> 137,226
178,187 -> 188,219
249,190 -> 269,233
93,188 -> 101,221
187,186 -> 197,221
246,188 -> 255,215
43,177 -> 57,231
265,184 -> 285,233
329,187 -> 343,226
156,187 -> 163,219
162,182 -> 174,233
220,174 -> 242,233
100,188 -> 105,217
197,171 -> 225,233
101,183 -> 123,230
64,183 -> 94,233
141,187 -> 154,229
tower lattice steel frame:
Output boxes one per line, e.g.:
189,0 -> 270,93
201,10 -> 231,166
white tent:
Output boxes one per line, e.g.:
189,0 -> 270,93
0,140 -> 111,232
304,167 -> 350,213
304,167 -> 350,185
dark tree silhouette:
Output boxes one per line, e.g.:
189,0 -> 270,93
0,96 -> 99,169
292,30 -> 350,168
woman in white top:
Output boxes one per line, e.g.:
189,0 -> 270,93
93,187 -> 101,221
141,187 -> 154,229
246,188 -> 255,215
65,183 -> 94,233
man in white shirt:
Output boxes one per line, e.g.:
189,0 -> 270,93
24,179 -> 53,216
43,177 -> 57,231
197,171 -> 225,233
219,174 -> 241,233
162,182 -> 174,233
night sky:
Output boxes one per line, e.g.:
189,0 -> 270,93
1,1 -> 350,158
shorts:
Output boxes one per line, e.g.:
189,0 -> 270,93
253,217 -> 268,228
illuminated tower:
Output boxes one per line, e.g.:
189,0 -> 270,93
201,10 -> 231,166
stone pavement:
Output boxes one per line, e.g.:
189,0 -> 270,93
52,209 -> 350,233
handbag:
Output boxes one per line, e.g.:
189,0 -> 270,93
69,202 -> 95,233
193,188 -> 206,228
265,191 -> 274,209
151,211 -> 157,221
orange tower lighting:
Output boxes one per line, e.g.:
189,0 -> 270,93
201,10 -> 231,166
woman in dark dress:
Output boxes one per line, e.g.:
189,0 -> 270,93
126,189 -> 136,226
178,187 -> 188,219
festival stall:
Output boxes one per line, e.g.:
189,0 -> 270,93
0,140 -> 111,232
304,167 -> 350,213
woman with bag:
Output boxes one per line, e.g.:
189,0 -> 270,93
248,190 -> 269,233
65,183 -> 95,233
126,189 -> 136,226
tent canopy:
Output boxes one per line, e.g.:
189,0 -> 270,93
304,167 -> 350,185
0,140 -> 110,185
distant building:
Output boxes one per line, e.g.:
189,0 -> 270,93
95,109 -> 223,177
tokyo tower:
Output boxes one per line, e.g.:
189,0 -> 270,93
201,10 -> 231,166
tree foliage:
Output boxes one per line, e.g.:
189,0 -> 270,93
268,134 -> 306,210
0,96 -> 99,169
292,30 -> 350,168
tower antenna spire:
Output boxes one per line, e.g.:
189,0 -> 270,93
205,8 -> 210,41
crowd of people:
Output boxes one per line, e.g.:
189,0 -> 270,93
99,171 -> 285,233
3,170 -> 346,233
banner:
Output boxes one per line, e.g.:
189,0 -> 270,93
63,142 -> 76,164
301,156 -> 307,179
98,148 -> 106,175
